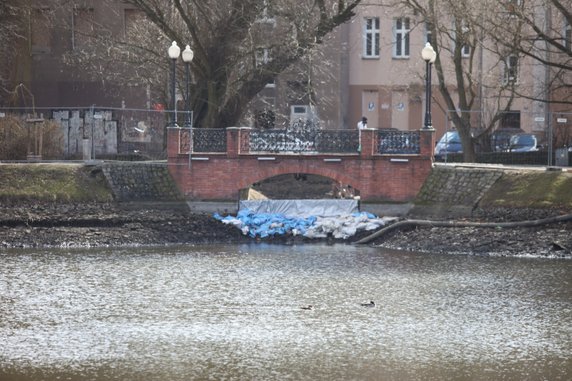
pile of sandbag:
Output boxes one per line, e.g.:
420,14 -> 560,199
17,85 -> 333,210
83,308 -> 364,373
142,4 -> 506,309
214,209 -> 396,239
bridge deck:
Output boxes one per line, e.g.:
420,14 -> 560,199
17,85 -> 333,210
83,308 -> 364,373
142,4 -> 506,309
167,127 -> 435,202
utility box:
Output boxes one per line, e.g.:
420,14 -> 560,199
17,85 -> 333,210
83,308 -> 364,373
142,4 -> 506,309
290,105 -> 319,125
555,148 -> 569,166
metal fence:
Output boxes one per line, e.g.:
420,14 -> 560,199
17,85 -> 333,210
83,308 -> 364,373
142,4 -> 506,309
377,130 -> 420,154
2,106 -> 570,166
188,127 -> 421,155
439,110 -> 572,166
0,107 -> 171,161
247,128 -> 359,154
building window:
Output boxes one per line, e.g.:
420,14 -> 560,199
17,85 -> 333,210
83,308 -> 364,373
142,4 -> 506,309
503,54 -> 519,84
393,17 -> 410,58
255,47 -> 272,66
461,43 -> 471,57
425,22 -> 433,44
72,8 -> 95,50
256,0 -> 275,24
31,8 -> 52,53
256,47 -> 275,87
452,19 -> 471,58
124,9 -> 145,41
500,111 -> 521,129
460,20 -> 471,57
505,0 -> 523,17
363,17 -> 380,58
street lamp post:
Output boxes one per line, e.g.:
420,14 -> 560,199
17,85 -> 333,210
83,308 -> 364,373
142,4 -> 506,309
168,41 -> 181,127
182,45 -> 194,128
421,42 -> 437,130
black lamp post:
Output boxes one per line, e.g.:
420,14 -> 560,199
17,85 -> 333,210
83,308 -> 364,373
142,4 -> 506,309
182,45 -> 194,128
168,41 -> 181,127
422,42 -> 437,130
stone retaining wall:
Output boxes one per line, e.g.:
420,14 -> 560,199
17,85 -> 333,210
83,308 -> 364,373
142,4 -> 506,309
410,164 -> 504,218
101,162 -> 182,202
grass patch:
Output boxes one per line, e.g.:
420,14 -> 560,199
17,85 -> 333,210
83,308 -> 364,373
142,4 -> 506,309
480,171 -> 572,209
0,164 -> 113,203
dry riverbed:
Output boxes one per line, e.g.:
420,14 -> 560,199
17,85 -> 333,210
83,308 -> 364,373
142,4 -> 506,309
0,203 -> 570,259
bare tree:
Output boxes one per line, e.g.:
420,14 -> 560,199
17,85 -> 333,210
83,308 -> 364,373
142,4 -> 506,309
480,0 -> 571,106
0,0 -> 28,106
381,0 -> 523,161
62,0 -> 361,129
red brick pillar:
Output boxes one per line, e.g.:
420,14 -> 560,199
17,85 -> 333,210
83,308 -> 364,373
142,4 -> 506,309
239,127 -> 251,155
167,127 -> 181,158
419,128 -> 435,159
360,128 -> 375,158
226,127 -> 240,158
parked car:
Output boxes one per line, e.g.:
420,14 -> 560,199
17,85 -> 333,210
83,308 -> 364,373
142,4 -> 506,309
434,131 -> 463,158
507,133 -> 539,152
490,128 -> 525,152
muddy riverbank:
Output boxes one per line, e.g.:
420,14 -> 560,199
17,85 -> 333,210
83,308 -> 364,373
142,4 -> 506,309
1,202 -> 570,258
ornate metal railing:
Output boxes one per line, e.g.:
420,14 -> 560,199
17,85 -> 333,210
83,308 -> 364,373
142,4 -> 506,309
248,128 -> 359,153
191,128 -> 227,153
179,127 -> 421,155
377,130 -> 420,154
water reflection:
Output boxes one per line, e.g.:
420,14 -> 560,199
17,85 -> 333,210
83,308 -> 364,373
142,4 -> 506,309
1,244 -> 571,380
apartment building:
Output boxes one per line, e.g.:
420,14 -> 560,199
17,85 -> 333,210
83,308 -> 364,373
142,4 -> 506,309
344,1 -> 571,142
8,0 -> 147,110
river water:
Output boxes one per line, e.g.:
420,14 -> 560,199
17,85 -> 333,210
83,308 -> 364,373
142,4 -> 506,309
0,244 -> 570,381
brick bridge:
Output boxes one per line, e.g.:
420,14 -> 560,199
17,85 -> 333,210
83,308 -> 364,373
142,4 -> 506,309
167,126 -> 435,202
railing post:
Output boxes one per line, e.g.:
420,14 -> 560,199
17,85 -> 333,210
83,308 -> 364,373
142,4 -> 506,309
419,128 -> 435,158
226,127 -> 240,158
239,127 -> 251,155
360,128 -> 375,158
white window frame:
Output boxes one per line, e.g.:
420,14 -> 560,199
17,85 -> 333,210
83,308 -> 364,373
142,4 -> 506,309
460,20 -> 471,58
461,43 -> 471,58
393,17 -> 410,58
72,7 -> 95,51
451,19 -> 471,58
363,17 -> 380,58
503,54 -> 519,84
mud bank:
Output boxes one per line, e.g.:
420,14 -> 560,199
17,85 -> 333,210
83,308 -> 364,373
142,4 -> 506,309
1,203 -> 570,259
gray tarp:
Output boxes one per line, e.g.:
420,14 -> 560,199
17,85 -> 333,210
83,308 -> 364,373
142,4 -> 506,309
239,199 -> 358,218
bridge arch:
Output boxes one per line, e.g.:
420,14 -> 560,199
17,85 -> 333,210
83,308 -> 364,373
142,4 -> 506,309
240,172 -> 361,200
235,167 -> 362,198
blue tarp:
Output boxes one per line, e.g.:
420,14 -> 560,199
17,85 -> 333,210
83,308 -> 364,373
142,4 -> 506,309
214,209 -> 394,239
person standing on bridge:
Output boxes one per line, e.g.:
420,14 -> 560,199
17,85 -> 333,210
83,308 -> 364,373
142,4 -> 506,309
357,117 -> 367,152
357,116 -> 367,130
